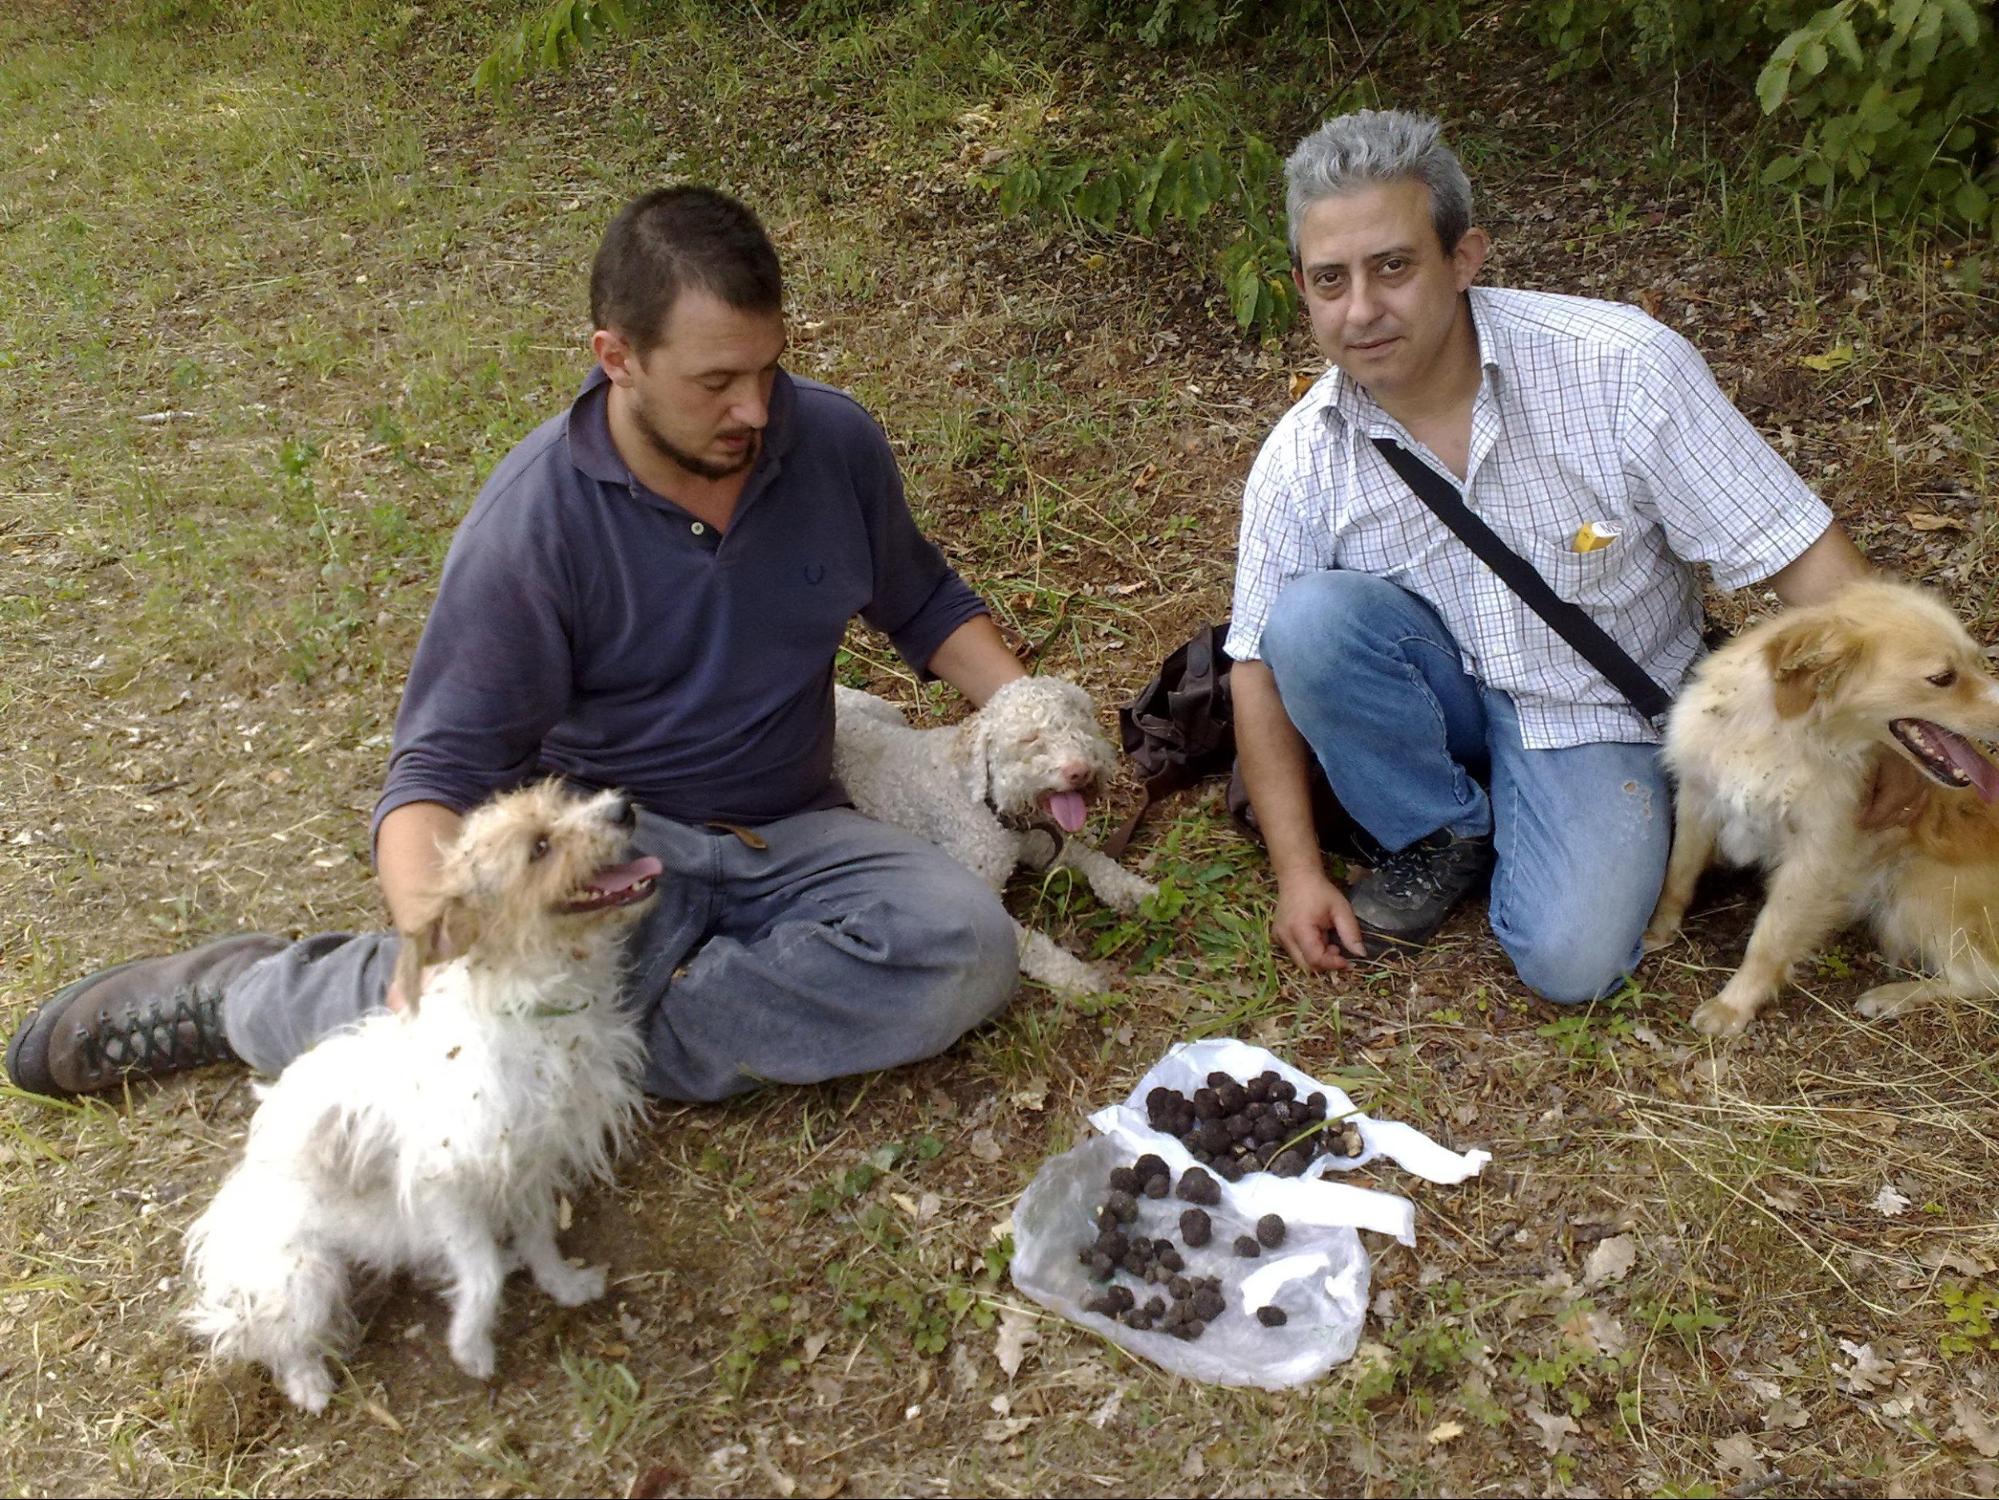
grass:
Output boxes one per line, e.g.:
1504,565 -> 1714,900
3,0 -> 1999,1495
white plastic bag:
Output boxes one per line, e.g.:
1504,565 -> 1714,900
1008,1038 -> 1491,1390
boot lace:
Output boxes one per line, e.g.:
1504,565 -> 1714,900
1370,837 -> 1486,906
77,986 -> 232,1077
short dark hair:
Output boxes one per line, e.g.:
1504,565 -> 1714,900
589,186 -> 783,353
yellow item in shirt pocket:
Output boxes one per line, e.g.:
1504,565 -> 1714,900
1571,520 -> 1620,554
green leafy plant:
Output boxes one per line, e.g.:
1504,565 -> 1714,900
1525,0 -> 1996,233
983,130 -> 1298,336
474,0 -> 629,92
1756,0 -> 1997,233
1939,1278 -> 1999,1356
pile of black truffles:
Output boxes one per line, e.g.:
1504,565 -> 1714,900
1074,1154 -> 1297,1341
1144,1069 -> 1363,1180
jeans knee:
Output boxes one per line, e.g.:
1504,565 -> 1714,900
1262,571 -> 1400,677
1504,930 -> 1636,1006
897,880 -> 1017,1039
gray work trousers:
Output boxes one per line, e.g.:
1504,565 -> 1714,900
220,806 -> 1020,1101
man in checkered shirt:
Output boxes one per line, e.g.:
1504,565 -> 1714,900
1229,108 -> 1912,1003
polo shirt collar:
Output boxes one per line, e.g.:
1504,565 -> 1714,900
565,362 -> 800,487
1315,285 -> 1509,431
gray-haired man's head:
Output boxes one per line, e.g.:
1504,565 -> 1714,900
1285,109 -> 1474,262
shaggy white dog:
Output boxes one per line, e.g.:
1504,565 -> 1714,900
183,782 -> 659,1412
833,675 -> 1156,993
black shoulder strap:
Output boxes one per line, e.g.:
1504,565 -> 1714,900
1371,438 -> 1673,723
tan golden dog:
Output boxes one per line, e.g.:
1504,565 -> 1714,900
1644,578 -> 1999,1036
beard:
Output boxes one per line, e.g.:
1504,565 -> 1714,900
631,403 -> 758,481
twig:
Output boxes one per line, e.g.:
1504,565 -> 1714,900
1726,1472 -> 1788,1499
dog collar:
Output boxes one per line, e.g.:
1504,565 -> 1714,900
988,794 -> 1067,863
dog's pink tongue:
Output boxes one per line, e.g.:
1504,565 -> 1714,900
588,855 -> 663,894
1930,724 -> 1999,803
1044,791 -> 1089,832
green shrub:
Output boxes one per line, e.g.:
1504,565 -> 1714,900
1528,0 -> 1997,234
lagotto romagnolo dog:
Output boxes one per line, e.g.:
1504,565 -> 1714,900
832,675 -> 1157,994
1643,578 -> 1999,1037
183,782 -> 660,1412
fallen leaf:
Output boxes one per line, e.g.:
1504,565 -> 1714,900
1288,370 -> 1315,402
1089,1389 -> 1124,1429
1181,1446 -> 1207,1480
1426,1419 -> 1465,1446
360,1397 -> 403,1433
1734,1371 -> 1782,1402
994,1307 -> 1038,1377
1873,1184 -> 1912,1217
1953,1393 -> 1999,1458
1349,1341 -> 1396,1383
1583,1233 -> 1638,1287
1715,1432 -> 1762,1478
1906,511 -> 1966,532
1757,1180 -> 1805,1212
1837,1338 -> 1896,1394
628,1465 -> 684,1500
968,1128 -> 1002,1163
1764,1395 -> 1810,1430
1920,1245 -> 1994,1276
1799,343 -> 1855,372
1525,1403 -> 1579,1454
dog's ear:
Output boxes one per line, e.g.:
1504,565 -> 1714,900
1763,614 -> 1862,718
391,891 -> 482,1016
950,706 -> 997,807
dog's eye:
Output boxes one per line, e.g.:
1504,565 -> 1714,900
529,836 -> 550,861
1928,669 -> 1958,687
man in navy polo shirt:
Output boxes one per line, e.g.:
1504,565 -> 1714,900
8,187 -> 1027,1102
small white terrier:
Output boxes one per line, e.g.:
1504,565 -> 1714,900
183,782 -> 660,1412
833,675 -> 1157,993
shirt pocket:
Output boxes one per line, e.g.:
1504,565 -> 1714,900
1519,528 -> 1622,609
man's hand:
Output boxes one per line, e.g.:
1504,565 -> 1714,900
1272,869 -> 1370,972
1859,750 -> 1931,830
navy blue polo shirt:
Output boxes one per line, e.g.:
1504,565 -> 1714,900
373,366 -> 988,839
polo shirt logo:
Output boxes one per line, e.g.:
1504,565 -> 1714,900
803,564 -> 825,585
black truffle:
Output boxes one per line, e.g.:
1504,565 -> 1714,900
1256,1213 -> 1287,1248
1175,1167 -> 1221,1206
1179,1207 -> 1212,1247
1233,1235 -> 1262,1258
1256,1305 -> 1288,1327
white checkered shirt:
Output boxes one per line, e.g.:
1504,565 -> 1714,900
1226,285 -> 1834,749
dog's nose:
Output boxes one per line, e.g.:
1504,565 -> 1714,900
1058,760 -> 1093,790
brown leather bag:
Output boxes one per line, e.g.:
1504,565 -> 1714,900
1107,621 -> 1377,864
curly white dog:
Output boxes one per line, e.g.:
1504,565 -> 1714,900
833,675 -> 1156,993
183,782 -> 659,1412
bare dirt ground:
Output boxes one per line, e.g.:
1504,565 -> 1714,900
3,4 -> 1997,1497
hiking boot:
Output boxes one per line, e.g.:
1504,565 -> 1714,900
5,933 -> 288,1099
1348,830 -> 1494,952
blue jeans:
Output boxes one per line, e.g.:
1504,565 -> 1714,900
1260,571 -> 1670,1003
221,806 -> 1019,1100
